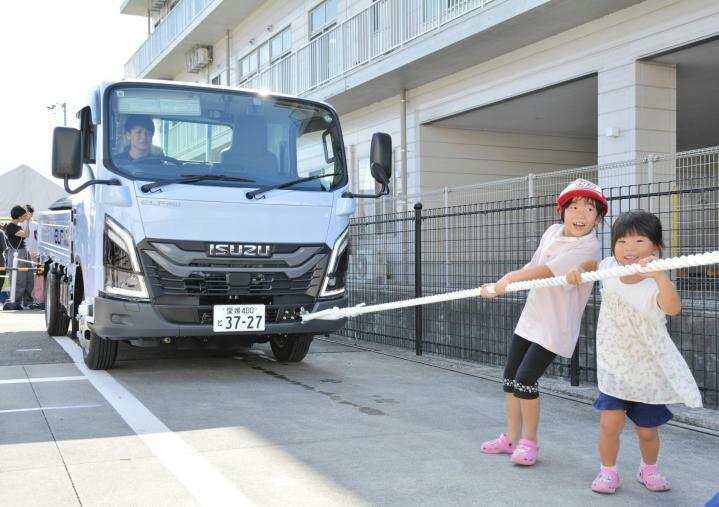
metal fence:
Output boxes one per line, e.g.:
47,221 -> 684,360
378,145 -> 719,214
338,178 -> 719,408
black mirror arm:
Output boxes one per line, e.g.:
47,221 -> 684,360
342,183 -> 390,199
64,177 -> 121,195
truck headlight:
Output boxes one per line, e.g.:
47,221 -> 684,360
319,228 -> 349,298
103,216 -> 149,300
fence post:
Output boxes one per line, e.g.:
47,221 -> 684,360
444,187 -> 450,288
2,251 -> 21,311
647,155 -> 654,185
527,173 -> 534,198
414,202 -> 423,356
570,347 -> 579,386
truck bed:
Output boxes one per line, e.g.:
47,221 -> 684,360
36,210 -> 72,266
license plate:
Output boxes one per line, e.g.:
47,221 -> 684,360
213,305 -> 265,332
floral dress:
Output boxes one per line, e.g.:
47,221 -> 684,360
596,257 -> 702,408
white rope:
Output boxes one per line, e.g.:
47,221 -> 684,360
15,257 -> 42,266
301,251 -> 719,322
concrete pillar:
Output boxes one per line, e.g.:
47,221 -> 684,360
598,60 -> 676,171
597,60 -> 677,247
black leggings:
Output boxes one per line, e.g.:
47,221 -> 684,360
503,334 -> 557,400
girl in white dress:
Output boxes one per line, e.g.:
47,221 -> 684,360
567,210 -> 702,495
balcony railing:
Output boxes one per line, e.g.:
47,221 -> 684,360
126,0 -> 495,86
125,0 -> 217,78
242,0 -> 496,95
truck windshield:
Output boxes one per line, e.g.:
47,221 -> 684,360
107,85 -> 346,192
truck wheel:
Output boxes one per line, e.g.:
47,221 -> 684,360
45,273 -> 69,336
270,334 -> 313,362
79,329 -> 118,370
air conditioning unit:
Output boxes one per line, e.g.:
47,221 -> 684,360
186,45 -> 213,73
150,0 -> 167,9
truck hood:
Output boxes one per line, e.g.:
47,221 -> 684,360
135,184 -> 334,244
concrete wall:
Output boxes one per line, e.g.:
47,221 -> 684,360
164,0 -> 719,206
418,127 -> 596,193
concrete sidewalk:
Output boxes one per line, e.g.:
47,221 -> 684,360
326,334 -> 719,434
1,311 -> 718,506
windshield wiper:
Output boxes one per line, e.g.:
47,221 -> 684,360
246,173 -> 340,200
140,174 -> 256,193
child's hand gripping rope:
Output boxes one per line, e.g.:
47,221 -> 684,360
301,251 -> 719,322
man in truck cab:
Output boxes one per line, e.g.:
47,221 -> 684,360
114,114 -> 159,162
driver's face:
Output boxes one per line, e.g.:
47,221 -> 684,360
125,126 -> 153,157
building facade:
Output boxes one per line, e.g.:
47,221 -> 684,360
121,0 -> 719,212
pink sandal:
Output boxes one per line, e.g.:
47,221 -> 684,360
637,465 -> 671,492
510,438 -> 538,465
480,433 -> 515,454
591,469 -> 620,494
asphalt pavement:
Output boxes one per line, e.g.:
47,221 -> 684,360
1,310 -> 718,506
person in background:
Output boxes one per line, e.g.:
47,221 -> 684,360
0,222 -> 7,302
4,205 -> 35,309
24,204 -> 43,309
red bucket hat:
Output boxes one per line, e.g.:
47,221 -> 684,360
556,179 -> 608,217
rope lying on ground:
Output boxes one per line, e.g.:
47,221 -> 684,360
301,251 -> 719,322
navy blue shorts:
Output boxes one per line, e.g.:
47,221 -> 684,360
593,392 -> 673,428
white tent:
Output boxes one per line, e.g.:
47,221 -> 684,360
0,165 -> 67,216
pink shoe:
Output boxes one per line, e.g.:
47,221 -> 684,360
510,438 -> 538,465
591,469 -> 620,494
480,433 -> 515,454
637,465 -> 671,492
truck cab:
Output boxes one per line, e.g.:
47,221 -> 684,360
39,80 -> 391,369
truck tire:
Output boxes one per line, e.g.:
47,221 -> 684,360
80,329 -> 118,370
45,273 -> 69,337
270,334 -> 313,362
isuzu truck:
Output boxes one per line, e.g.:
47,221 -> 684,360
37,80 -> 390,369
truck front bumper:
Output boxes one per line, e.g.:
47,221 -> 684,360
91,295 -> 348,340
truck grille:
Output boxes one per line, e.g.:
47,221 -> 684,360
139,240 -> 329,299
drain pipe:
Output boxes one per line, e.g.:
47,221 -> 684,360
400,88 -> 407,212
226,30 -> 231,85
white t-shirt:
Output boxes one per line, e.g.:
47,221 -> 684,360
514,223 -> 600,358
25,220 -> 38,256
596,256 -> 702,407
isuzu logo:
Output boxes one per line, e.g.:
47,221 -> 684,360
207,243 -> 272,257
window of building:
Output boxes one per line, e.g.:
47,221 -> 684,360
211,73 -> 224,86
309,0 -> 337,38
240,52 -> 258,79
238,26 -> 292,81
259,42 -> 270,68
272,28 -> 292,60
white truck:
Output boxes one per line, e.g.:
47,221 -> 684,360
37,79 -> 391,369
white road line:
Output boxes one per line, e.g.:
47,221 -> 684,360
0,404 -> 102,414
16,348 -> 42,352
0,376 -> 86,385
53,336 -> 255,507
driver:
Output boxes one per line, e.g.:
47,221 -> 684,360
114,115 -> 157,162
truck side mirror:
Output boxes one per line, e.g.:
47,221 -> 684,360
342,132 -> 392,199
370,132 -> 392,186
52,126 -> 121,195
52,127 -> 82,180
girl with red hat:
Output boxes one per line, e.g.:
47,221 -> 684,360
479,178 -> 607,466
